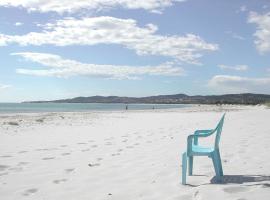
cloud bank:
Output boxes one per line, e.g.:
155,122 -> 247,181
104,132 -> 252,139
218,64 -> 249,71
13,52 -> 185,79
209,75 -> 270,93
0,84 -> 11,90
0,0 -> 185,14
0,17 -> 218,64
248,11 -> 270,54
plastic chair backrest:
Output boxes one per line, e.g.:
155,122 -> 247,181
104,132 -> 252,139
214,114 -> 225,149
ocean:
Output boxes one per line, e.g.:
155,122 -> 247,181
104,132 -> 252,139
0,103 -> 191,113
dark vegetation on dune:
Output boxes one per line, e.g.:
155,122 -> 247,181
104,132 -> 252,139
24,93 -> 270,105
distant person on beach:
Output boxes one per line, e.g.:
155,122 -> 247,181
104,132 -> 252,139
125,105 -> 128,110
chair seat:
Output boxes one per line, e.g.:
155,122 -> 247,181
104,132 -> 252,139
191,145 -> 214,155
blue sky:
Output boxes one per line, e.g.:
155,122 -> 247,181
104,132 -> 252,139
0,0 -> 270,102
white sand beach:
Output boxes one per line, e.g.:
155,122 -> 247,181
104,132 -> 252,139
0,105 -> 270,200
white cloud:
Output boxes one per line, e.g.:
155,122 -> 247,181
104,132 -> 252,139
225,31 -> 245,40
236,5 -> 247,13
218,64 -> 249,71
208,75 -> 270,93
0,0 -> 186,14
240,5 -> 247,12
231,34 -> 245,40
248,11 -> 270,53
15,22 -> 23,26
0,17 -> 218,64
0,84 -> 11,90
12,52 -> 185,79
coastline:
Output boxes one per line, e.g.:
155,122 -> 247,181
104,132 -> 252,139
0,104 -> 265,116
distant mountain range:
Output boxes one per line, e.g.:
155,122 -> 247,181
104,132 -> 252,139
24,93 -> 270,105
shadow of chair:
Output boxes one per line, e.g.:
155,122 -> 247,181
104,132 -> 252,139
184,175 -> 270,188
210,175 -> 270,187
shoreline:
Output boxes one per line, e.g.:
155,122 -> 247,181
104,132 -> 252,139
0,104 -> 265,117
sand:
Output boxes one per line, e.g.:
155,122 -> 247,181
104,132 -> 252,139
0,105 -> 270,200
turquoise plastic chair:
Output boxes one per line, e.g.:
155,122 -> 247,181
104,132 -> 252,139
182,114 -> 225,185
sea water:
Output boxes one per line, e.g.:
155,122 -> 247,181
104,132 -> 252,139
0,103 -> 191,113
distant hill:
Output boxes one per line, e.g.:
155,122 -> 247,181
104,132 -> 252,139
24,93 -> 270,105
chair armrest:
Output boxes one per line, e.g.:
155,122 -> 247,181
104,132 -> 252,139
192,129 -> 214,145
194,129 -> 214,135
187,134 -> 207,152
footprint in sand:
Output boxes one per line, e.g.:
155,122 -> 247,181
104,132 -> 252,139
223,186 -> 249,193
193,190 -> 201,199
91,145 -> 98,148
9,167 -> 23,172
88,163 -> 100,167
61,153 -> 71,156
18,162 -> 29,166
0,172 -> 9,176
77,142 -> 87,145
42,157 -> 55,160
126,146 -> 134,149
36,118 -> 45,123
96,158 -> 103,161
111,153 -> 121,156
22,188 -> 38,196
104,137 -> 114,141
65,168 -> 75,173
0,165 -> 10,171
81,149 -> 90,152
49,148 -> 58,151
36,148 -> 49,151
0,155 -> 12,158
18,151 -> 28,154
88,140 -> 95,143
53,179 -> 68,184
60,145 -> 68,147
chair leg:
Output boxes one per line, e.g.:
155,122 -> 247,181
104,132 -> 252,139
211,153 -> 220,177
216,149 -> 223,176
188,156 -> 193,176
212,152 -> 223,182
182,152 -> 187,185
